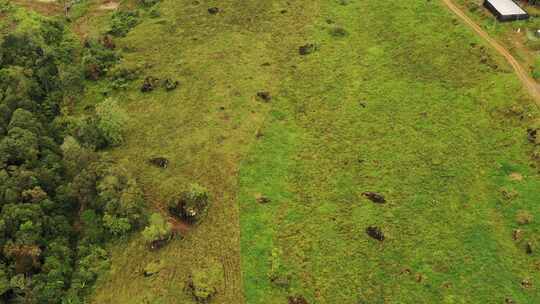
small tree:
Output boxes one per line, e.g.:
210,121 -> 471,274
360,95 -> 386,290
95,98 -> 128,147
168,183 -> 210,223
142,213 -> 172,249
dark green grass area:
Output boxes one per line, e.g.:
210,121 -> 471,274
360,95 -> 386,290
239,1 -> 540,303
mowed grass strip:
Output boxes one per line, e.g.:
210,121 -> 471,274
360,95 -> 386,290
239,0 -> 540,303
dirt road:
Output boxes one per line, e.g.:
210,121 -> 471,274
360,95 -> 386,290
442,0 -> 540,103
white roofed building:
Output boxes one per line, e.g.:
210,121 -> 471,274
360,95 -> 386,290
484,0 -> 529,21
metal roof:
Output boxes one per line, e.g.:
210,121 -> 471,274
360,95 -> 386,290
486,0 -> 527,16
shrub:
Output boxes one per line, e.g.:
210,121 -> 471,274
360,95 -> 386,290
108,10 -> 139,37
187,261 -> 223,303
109,66 -> 140,90
142,213 -> 173,249
95,98 -> 128,147
168,183 -> 210,223
82,39 -> 118,80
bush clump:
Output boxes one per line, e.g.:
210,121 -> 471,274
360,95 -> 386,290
142,213 -> 173,250
186,261 -> 223,303
168,183 -> 210,223
109,66 -> 141,90
82,39 -> 119,80
109,10 -> 140,37
95,98 -> 129,147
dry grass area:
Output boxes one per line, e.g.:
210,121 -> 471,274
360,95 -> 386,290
11,0 -> 62,15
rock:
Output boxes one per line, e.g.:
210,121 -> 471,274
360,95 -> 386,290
526,242 -> 533,254
362,192 -> 386,204
255,193 -> 271,204
366,226 -> 385,241
500,187 -> 518,201
288,295 -> 308,304
521,278 -> 532,289
148,157 -> 169,168
208,7 -> 219,14
505,298 -> 516,304
299,43 -> 316,55
512,229 -> 523,241
257,91 -> 272,102
143,261 -> 164,277
528,128 -> 540,144
163,78 -> 179,91
141,76 -> 158,92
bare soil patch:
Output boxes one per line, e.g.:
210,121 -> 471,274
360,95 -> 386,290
99,1 -> 119,11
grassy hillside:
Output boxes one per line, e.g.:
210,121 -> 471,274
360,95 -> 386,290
88,1 -> 318,303
238,1 -> 540,304
7,0 -> 540,303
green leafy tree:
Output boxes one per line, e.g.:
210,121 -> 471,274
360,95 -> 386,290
0,127 -> 39,166
0,263 -> 10,296
61,136 -> 97,178
8,108 -> 42,134
97,166 -> 146,236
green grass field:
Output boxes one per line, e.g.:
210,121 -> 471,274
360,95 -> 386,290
8,0 -> 540,303
238,1 -> 540,303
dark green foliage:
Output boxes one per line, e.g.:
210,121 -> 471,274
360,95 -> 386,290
108,10 -> 139,37
69,99 -> 128,149
0,127 -> 39,166
97,165 -> 146,235
0,9 -> 145,304
82,39 -> 118,80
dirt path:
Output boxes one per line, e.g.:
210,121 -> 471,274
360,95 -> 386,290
442,0 -> 540,103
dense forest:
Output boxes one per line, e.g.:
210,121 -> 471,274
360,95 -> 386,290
0,1 -> 147,302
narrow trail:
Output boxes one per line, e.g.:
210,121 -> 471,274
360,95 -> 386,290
442,0 -> 540,104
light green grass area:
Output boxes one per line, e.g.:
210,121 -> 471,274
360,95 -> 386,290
239,0 -> 540,303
